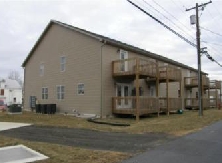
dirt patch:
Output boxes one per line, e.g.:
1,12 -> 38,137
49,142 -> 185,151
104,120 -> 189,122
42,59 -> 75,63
0,125 -> 175,153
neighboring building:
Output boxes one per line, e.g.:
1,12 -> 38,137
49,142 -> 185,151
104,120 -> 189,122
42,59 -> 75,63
208,80 -> 222,108
0,78 -> 23,106
22,20 -> 216,119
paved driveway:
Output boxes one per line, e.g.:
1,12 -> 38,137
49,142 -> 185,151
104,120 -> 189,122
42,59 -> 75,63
0,125 -> 175,153
122,121 -> 222,163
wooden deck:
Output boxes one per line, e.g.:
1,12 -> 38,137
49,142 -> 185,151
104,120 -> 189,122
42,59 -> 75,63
209,98 -> 220,108
112,58 -> 157,79
112,97 -> 159,116
209,80 -> 221,89
147,65 -> 181,83
158,65 -> 181,82
184,76 -> 209,89
184,98 -> 210,109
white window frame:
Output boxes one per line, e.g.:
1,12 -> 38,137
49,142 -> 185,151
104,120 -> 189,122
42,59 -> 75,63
42,87 -> 48,100
77,83 -> 84,95
57,85 -> 65,100
40,63 -> 44,76
119,49 -> 128,71
60,56 -> 66,72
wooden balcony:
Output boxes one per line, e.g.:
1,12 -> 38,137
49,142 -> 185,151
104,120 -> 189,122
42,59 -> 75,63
184,98 -> 210,109
158,65 -> 181,82
112,97 -> 159,116
184,76 -> 209,89
209,80 -> 221,89
112,58 -> 157,80
147,65 -> 182,83
209,98 -> 220,108
159,98 -> 182,114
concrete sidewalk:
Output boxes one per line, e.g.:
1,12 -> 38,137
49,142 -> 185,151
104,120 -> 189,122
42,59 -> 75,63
0,122 -> 31,131
122,121 -> 222,163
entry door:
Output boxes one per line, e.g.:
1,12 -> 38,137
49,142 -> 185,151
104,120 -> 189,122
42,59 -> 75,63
116,84 -> 132,108
120,50 -> 128,72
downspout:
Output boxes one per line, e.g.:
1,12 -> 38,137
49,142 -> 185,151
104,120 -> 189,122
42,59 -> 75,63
23,67 -> 25,108
100,40 -> 106,119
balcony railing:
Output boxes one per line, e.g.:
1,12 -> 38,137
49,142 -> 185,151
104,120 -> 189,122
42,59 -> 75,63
158,65 -> 181,81
184,76 -> 209,88
159,98 -> 182,112
209,98 -> 220,108
209,80 -> 221,89
112,96 -> 159,115
184,98 -> 210,109
112,58 -> 157,78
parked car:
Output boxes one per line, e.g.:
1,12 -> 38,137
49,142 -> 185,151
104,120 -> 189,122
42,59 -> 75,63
0,99 -> 7,111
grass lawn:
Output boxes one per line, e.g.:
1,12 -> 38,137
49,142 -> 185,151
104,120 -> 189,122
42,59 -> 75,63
0,136 -> 130,163
0,109 -> 222,163
1,109 -> 222,135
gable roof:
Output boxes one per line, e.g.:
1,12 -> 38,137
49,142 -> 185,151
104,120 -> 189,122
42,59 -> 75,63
0,78 -> 21,89
22,20 -> 206,74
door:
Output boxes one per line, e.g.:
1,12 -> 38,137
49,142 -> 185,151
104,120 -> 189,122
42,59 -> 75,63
120,50 -> 128,72
116,84 -> 132,108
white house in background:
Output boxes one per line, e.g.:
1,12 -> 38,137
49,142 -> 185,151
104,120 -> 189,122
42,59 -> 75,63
0,78 -> 22,106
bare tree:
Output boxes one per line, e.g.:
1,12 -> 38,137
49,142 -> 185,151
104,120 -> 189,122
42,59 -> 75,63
8,70 -> 23,87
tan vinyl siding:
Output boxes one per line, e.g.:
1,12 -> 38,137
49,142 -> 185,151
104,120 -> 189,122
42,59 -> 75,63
24,24 -> 102,115
159,82 -> 180,98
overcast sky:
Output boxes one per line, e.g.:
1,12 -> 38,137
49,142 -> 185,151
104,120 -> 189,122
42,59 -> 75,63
0,0 -> 222,80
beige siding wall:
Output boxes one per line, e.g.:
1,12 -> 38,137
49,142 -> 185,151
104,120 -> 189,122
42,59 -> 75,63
159,82 -> 180,98
24,24 -> 102,115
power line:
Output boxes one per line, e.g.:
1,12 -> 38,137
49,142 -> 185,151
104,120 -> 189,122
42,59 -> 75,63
203,52 -> 222,67
200,26 -> 222,37
141,0 -> 195,41
150,0 -> 195,40
126,0 -> 196,47
212,3 -> 222,18
127,0 -> 222,70
202,41 -> 222,47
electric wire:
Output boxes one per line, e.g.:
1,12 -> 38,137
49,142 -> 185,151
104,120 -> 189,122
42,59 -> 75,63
200,26 -> 222,37
127,0 -> 196,47
141,0 -> 195,41
149,0 -> 195,41
127,0 -> 222,69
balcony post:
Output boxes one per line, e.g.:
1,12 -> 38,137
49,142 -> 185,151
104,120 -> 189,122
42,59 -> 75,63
135,58 -> 140,121
166,66 -> 169,115
156,61 -> 159,97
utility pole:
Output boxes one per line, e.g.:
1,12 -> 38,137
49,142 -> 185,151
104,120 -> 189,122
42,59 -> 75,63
186,1 -> 212,116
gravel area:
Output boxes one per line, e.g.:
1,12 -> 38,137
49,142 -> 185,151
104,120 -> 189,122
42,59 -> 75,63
0,125 -> 175,153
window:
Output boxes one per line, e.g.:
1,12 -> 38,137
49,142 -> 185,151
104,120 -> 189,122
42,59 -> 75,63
57,85 -> 65,99
0,89 -> 4,96
42,87 -> 48,99
40,64 -> 44,76
77,83 -> 84,95
60,56 -> 66,72
196,92 -> 198,99
150,88 -> 154,97
119,50 -> 128,71
178,90 -> 181,98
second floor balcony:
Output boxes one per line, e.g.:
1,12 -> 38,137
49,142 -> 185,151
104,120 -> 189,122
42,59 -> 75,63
209,80 -> 221,89
184,76 -> 209,89
158,65 -> 181,82
112,58 -> 157,80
